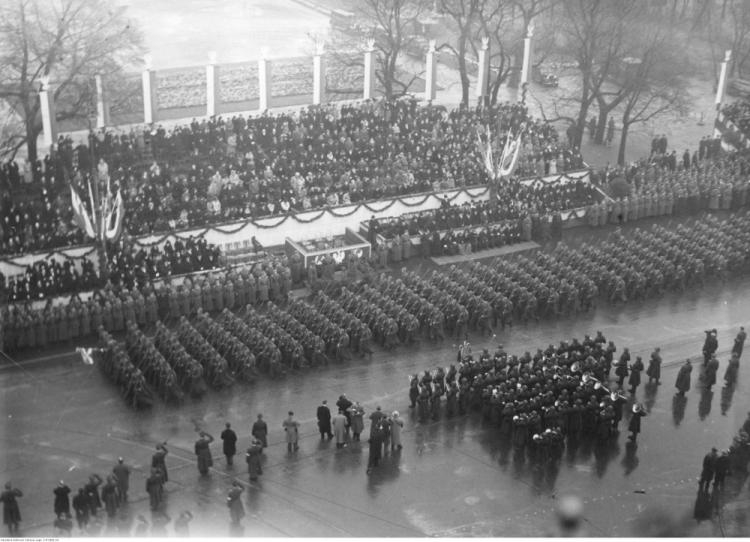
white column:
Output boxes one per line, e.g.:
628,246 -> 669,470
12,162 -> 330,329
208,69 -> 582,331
475,37 -> 490,101
520,24 -> 534,86
39,76 -> 57,149
95,74 -> 110,128
206,51 -> 220,117
258,48 -> 271,111
714,49 -> 732,137
424,40 -> 438,101
313,45 -> 325,105
142,55 -> 157,124
363,39 -> 376,100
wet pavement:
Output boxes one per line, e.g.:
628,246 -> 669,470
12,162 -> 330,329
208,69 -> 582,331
2,215 -> 750,537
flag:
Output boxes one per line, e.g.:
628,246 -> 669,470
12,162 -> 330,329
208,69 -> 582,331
70,186 -> 96,239
498,130 -> 523,178
104,189 -> 125,241
76,347 -> 95,365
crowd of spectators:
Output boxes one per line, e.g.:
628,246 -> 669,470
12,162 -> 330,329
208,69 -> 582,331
372,179 -> 599,242
1,237 -> 222,304
0,99 -> 581,258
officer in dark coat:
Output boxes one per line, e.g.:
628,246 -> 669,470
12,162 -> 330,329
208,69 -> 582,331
628,404 -> 646,442
675,359 -> 692,396
317,400 -> 333,439
251,414 -> 268,450
53,481 -> 71,518
733,326 -> 746,359
220,423 -> 238,467
702,329 -> 718,365
194,432 -> 214,475
112,458 -> 130,503
699,448 -> 718,492
628,357 -> 644,395
704,356 -> 719,390
145,468 -> 163,510
1,483 -> 22,533
646,347 -> 662,384
151,443 -> 169,482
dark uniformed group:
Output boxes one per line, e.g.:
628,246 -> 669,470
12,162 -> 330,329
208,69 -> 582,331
564,213 -> 750,303
410,333 -> 647,464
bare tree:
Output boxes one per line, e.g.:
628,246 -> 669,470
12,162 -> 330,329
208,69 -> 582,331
616,29 -> 689,165
0,0 -> 143,164
558,0 -> 642,148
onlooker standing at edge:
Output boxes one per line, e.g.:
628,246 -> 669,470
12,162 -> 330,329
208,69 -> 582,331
221,423 -> 238,467
317,400 -> 333,440
283,411 -> 300,453
252,414 -> 268,452
112,457 -> 130,503
1,482 -> 23,534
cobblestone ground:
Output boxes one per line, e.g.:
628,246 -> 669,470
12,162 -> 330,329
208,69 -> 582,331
2,213 -> 749,538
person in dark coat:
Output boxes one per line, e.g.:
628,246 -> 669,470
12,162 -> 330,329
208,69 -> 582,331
336,394 -> 353,434
699,448 -> 718,492
245,439 -> 263,481
317,400 -> 333,439
145,468 -> 163,510
714,450 -> 730,491
615,349 -> 630,389
112,458 -> 130,503
251,414 -> 268,451
704,356 -> 719,390
628,356 -> 644,395
194,432 -> 215,475
724,354 -> 740,387
227,481 -> 245,524
83,474 -> 102,516
703,329 -> 718,365
627,404 -> 646,443
675,359 -> 692,396
366,419 -> 385,474
732,326 -> 746,359
0,483 -> 22,533
151,443 -> 169,482
53,481 -> 71,519
646,347 -> 662,384
100,476 -> 118,518
220,423 -> 238,467
72,488 -> 89,531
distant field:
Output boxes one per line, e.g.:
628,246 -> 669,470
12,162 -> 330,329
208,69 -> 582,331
115,0 -> 330,69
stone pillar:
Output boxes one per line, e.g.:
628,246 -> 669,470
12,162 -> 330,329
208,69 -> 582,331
363,39 -> 376,100
520,24 -> 534,87
714,49 -> 732,137
258,48 -> 272,111
142,55 -> 157,124
206,51 -> 220,117
475,37 -> 490,103
313,47 -> 326,105
95,75 -> 110,128
39,76 -> 57,149
424,40 -> 438,101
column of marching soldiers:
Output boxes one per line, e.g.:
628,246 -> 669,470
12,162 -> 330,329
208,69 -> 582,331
3,211 -> 748,410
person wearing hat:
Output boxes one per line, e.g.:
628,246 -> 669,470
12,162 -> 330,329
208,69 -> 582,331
283,411 -> 300,453
245,440 -> 263,481
704,355 -> 719,390
702,329 -> 718,366
251,414 -> 268,451
628,404 -> 646,443
1,483 -> 22,533
732,326 -> 746,359
714,450 -> 730,491
71,488 -> 89,531
699,448 -> 718,492
220,423 -> 238,467
145,468 -> 163,511
628,356 -> 644,395
152,442 -> 169,482
227,481 -> 245,525
317,400 -> 333,440
390,411 -> 403,451
646,347 -> 662,385
194,431 -> 215,476
675,359 -> 692,396
112,457 -> 130,503
53,480 -> 71,519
